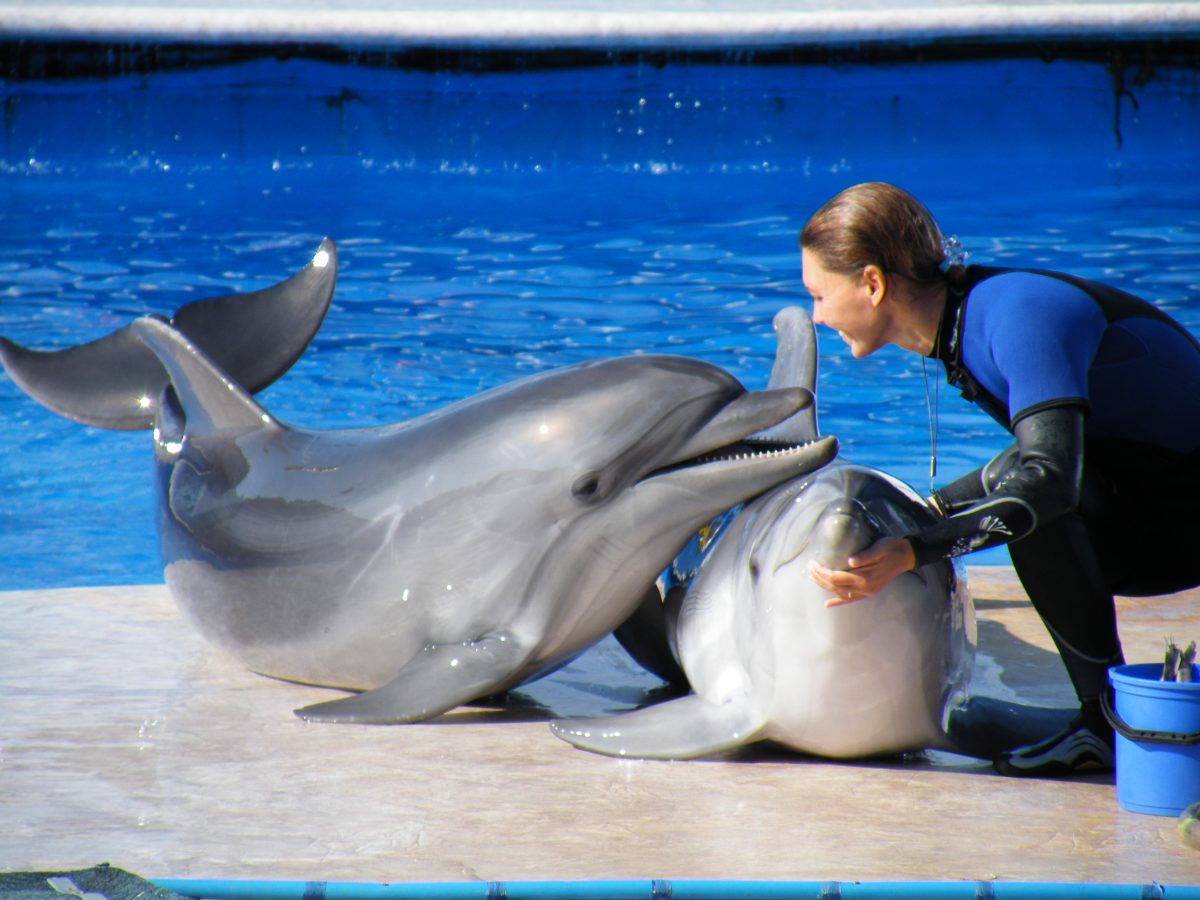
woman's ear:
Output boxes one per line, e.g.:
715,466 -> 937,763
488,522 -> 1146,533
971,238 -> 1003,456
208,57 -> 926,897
862,264 -> 887,307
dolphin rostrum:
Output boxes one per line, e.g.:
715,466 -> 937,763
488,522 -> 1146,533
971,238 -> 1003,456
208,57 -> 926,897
1,241 -> 839,724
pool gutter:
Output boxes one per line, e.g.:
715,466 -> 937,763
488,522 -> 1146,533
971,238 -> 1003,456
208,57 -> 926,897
155,879 -> 1200,900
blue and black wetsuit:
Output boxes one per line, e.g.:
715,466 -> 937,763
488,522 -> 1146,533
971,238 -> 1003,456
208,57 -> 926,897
908,266 -> 1200,712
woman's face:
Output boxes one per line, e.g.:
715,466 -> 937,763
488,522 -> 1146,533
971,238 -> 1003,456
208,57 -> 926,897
801,248 -> 886,358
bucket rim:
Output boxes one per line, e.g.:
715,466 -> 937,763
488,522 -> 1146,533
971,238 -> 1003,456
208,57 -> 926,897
1105,666 -> 1200,745
1109,662 -> 1200,691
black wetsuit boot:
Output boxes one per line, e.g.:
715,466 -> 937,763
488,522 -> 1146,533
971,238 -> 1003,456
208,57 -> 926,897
993,511 -> 1119,776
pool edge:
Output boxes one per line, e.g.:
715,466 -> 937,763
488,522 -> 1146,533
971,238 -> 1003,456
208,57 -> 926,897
2,3 -> 1200,50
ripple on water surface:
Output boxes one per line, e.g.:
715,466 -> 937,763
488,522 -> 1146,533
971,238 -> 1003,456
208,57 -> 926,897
2,156 -> 1199,587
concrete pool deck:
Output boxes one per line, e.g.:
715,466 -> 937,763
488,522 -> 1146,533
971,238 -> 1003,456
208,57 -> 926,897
2,0 -> 1200,48
3,566 -> 1199,885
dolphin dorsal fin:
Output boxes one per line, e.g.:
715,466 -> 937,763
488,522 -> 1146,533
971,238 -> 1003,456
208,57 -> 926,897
131,317 -> 278,434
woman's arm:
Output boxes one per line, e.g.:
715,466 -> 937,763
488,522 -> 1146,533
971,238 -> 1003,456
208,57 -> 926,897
908,403 -> 1085,566
810,404 -> 1085,604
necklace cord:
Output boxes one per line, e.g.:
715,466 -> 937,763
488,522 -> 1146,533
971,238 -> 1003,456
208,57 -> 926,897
921,291 -> 951,495
921,357 -> 938,493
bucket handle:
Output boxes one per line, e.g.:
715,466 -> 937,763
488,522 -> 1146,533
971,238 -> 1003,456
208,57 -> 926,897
1101,688 -> 1200,746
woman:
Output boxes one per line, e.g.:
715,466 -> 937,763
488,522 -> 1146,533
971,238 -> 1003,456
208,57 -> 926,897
802,182 -> 1200,776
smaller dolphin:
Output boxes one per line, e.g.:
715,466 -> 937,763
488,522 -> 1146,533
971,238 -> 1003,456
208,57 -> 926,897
552,307 -> 976,759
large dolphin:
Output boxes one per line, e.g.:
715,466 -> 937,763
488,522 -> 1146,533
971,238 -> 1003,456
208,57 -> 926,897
553,307 -> 1067,760
1,241 -> 839,725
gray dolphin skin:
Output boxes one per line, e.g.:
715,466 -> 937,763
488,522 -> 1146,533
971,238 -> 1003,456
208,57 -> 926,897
551,307 -> 978,760
1,241 -> 840,725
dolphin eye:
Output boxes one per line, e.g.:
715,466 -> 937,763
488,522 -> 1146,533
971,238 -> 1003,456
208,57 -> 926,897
572,472 -> 602,499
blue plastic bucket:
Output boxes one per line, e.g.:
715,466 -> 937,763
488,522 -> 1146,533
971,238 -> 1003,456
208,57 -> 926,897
1105,663 -> 1200,816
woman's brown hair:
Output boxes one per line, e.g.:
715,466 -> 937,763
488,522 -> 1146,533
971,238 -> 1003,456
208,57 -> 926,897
799,182 -> 955,286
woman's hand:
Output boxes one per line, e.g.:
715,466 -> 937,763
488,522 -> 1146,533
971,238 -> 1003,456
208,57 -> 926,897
808,537 -> 918,606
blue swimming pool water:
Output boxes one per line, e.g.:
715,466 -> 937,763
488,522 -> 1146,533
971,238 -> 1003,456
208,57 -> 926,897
2,55 -> 1199,588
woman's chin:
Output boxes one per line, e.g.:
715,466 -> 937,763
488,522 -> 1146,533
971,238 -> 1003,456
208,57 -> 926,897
840,333 -> 883,359
841,336 -> 867,358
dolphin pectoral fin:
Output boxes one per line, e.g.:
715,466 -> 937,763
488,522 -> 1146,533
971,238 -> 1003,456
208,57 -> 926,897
294,635 -> 530,725
0,239 -> 334,430
613,582 -> 689,688
943,695 -> 1078,760
550,694 -> 764,759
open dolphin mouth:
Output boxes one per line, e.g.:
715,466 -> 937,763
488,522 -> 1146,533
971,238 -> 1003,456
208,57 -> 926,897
716,437 -> 819,459
633,381 -> 837,487
640,434 -> 839,482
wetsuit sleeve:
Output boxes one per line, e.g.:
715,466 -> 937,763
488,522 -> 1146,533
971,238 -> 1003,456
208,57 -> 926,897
929,471 -> 985,514
929,444 -> 1021,516
908,405 -> 1085,567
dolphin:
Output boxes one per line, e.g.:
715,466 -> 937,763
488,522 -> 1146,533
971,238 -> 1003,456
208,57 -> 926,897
553,456 -> 976,759
552,307 -> 1070,760
0,241 -> 840,725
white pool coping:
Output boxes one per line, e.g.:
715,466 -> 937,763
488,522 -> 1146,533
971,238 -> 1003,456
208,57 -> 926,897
2,0 -> 1199,48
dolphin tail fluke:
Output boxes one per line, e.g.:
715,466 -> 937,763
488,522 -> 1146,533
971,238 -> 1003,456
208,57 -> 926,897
753,306 -> 819,444
0,238 -> 336,430
0,323 -> 172,431
172,238 -> 336,394
549,693 -> 764,759
294,634 -> 531,725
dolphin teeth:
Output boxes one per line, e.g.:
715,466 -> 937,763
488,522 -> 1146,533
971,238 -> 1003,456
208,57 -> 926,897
699,441 -> 821,464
